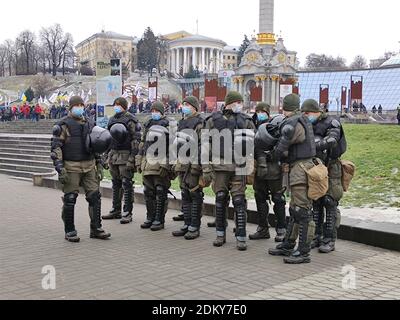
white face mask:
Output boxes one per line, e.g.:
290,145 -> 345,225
232,103 -> 243,114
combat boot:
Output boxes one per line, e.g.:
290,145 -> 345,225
141,189 -> 156,229
151,186 -> 167,232
213,235 -> 226,247
172,227 -> 188,237
319,240 -> 336,253
103,181 -> 123,220
251,196 -> 270,240
185,230 -> 200,240
236,240 -> 247,251
275,228 -> 286,243
311,200 -> 324,249
173,190 -> 191,237
249,227 -> 271,240
62,193 -> 80,243
284,209 -> 313,264
283,250 -> 311,264
120,178 -> 134,224
268,242 -> 296,256
88,191 -> 111,240
65,231 -> 80,243
173,214 -> 185,222
184,190 -> 203,241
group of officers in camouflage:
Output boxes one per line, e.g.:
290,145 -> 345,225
51,90 -> 347,264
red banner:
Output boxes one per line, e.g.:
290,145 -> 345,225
217,85 -> 227,102
193,86 -> 200,100
351,76 -> 363,100
319,85 -> 329,105
292,84 -> 299,95
341,87 -> 347,106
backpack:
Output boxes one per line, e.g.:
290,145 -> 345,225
301,159 -> 329,201
340,160 -> 356,192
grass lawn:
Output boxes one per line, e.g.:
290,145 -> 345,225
105,123 -> 400,208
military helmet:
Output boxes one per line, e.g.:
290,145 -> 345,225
266,115 -> 286,139
255,123 -> 279,151
301,99 -> 321,113
86,126 -> 112,154
109,123 -> 128,144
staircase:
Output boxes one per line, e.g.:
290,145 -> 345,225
0,120 -> 57,134
0,134 -> 54,180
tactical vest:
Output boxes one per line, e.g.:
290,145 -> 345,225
108,112 -> 139,151
254,119 -> 270,160
210,111 -> 250,160
284,115 -> 316,164
143,117 -> 169,155
58,117 -> 94,162
178,114 -> 204,131
313,116 -> 347,161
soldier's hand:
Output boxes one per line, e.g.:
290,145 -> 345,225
96,164 -> 104,182
160,165 -> 170,179
58,168 -> 69,185
282,163 -> 290,173
200,170 -> 214,188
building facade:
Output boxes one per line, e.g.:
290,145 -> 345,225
75,31 -> 138,72
223,46 -> 240,70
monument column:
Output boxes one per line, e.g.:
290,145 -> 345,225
193,47 -> 197,69
183,47 -> 188,73
201,47 -> 206,71
176,48 -> 180,74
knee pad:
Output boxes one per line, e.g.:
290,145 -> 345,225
272,193 -> 286,206
156,185 -> 167,199
181,189 -> 191,202
293,206 -> 312,223
323,196 -> 337,210
233,195 -> 246,208
86,191 -> 101,205
64,193 -> 78,206
216,191 -> 229,205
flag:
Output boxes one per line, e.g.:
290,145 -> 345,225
87,89 -> 92,96
122,91 -> 129,98
134,82 -> 140,95
22,94 -> 27,102
0,95 -> 3,102
84,95 -> 90,104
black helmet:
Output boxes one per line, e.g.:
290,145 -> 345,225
110,123 -> 128,144
86,126 -> 112,154
255,123 -> 279,151
266,115 -> 286,139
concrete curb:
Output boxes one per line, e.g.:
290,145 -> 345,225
34,175 -> 400,252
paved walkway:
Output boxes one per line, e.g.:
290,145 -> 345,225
0,174 -> 399,300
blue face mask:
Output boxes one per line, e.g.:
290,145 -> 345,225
152,113 -> 161,121
308,116 -> 319,124
182,106 -> 193,116
114,106 -> 123,114
72,107 -> 84,118
257,113 -> 268,122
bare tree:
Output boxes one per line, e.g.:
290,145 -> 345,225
40,24 -> 74,76
350,55 -> 368,69
16,30 -> 36,74
4,40 -> 15,76
0,45 -> 6,77
305,53 -> 347,70
31,74 -> 53,98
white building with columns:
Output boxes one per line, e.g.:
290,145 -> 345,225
167,34 -> 227,75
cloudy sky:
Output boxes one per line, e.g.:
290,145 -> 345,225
0,0 -> 398,66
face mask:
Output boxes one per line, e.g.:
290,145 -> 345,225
308,115 -> 319,124
232,103 -> 243,114
152,112 -> 161,121
114,106 -> 123,114
72,107 -> 84,118
182,106 -> 193,116
257,113 -> 268,122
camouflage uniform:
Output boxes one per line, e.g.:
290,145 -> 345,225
203,91 -> 256,251
172,96 -> 205,240
51,96 -> 111,242
137,102 -> 172,231
102,98 -> 142,224
268,94 -> 317,264
302,99 -> 347,253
